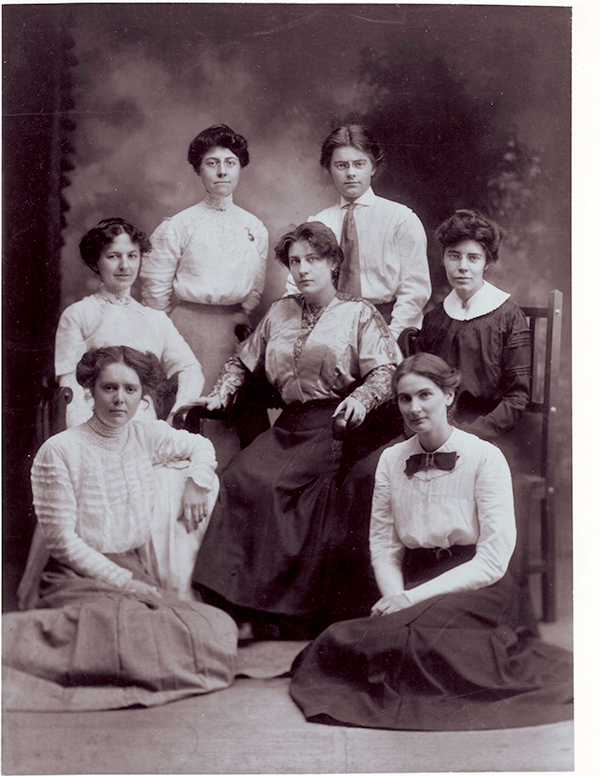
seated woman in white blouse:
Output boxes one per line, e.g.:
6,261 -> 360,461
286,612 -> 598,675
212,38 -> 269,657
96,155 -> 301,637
290,353 -> 572,732
4,347 -> 236,711
20,219 -> 206,605
56,217 -> 203,428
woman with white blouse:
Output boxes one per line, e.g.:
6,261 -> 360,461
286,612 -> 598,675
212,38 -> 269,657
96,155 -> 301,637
4,347 -> 236,711
55,218 -> 203,428
290,353 -> 572,731
140,124 -> 269,394
31,219 -> 206,603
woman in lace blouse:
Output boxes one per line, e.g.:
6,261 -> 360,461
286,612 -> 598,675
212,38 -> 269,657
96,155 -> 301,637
47,219 -> 205,599
4,347 -> 236,711
192,222 -> 401,638
140,124 -> 269,394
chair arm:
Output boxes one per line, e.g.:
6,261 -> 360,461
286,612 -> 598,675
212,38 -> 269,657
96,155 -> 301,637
398,326 -> 420,357
172,403 -> 229,434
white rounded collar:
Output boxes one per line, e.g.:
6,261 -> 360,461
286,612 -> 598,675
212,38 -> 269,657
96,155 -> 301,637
443,281 -> 510,321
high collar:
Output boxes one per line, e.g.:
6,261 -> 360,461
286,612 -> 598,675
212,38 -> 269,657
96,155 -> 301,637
443,281 -> 510,321
203,193 -> 234,211
85,414 -> 129,447
339,186 -> 376,208
97,284 -> 133,305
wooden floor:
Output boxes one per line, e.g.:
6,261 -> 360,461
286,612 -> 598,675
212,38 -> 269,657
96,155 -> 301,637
3,677 -> 574,775
3,554 -> 574,775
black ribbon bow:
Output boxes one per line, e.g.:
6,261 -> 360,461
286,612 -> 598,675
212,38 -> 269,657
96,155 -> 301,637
404,451 -> 458,478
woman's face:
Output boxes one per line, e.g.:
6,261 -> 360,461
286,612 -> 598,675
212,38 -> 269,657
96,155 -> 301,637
97,233 -> 141,293
92,362 -> 143,428
329,146 -> 376,202
396,373 -> 454,437
288,239 -> 337,303
199,146 -> 241,198
443,239 -> 487,301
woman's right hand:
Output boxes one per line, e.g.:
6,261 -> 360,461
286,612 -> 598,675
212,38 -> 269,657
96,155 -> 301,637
192,395 -> 225,412
123,579 -> 162,599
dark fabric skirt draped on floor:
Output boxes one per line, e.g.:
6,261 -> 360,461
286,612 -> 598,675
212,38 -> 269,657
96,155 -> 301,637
3,552 -> 238,712
289,548 -> 573,731
194,400 -> 381,632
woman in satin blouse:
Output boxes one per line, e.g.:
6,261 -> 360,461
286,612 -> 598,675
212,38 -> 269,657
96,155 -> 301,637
192,221 -> 400,639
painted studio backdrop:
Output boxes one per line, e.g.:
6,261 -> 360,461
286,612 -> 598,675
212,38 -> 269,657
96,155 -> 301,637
3,4 -> 571,608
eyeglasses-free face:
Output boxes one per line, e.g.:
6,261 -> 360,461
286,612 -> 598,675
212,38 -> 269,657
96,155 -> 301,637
199,146 -> 241,198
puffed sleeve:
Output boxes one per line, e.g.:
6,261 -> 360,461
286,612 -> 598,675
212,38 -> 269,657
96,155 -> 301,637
55,304 -> 93,428
347,304 -> 402,411
31,440 -> 133,588
140,217 -> 183,314
157,313 -> 205,415
464,307 -> 531,439
369,449 -> 406,596
242,220 -> 269,314
356,302 -> 402,376
402,444 -> 517,607
141,421 -> 218,491
388,211 -> 431,337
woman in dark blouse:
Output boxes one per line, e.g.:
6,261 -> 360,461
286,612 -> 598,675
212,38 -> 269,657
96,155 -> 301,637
330,209 -> 531,621
418,208 -> 530,440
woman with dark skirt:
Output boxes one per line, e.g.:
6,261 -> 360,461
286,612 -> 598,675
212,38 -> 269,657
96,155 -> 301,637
289,354 -> 572,731
332,208 -> 532,618
192,221 -> 400,638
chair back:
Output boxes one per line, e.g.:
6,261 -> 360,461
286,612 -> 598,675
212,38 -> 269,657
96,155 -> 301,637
35,377 -> 72,448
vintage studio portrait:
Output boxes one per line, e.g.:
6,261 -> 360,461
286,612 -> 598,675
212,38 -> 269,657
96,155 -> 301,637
3,3 -> 576,774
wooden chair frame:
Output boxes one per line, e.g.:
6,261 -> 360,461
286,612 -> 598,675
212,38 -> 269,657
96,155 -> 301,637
515,289 -> 563,622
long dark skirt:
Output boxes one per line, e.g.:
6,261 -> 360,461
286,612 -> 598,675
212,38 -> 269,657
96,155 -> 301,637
3,552 -> 238,711
193,401 -> 350,626
290,548 -> 573,731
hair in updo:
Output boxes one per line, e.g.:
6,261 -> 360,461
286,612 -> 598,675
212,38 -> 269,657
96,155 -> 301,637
393,353 -> 461,404
187,124 -> 250,173
435,209 -> 502,265
79,218 -> 151,274
76,346 -> 165,413
319,124 -> 385,170
274,221 -> 344,287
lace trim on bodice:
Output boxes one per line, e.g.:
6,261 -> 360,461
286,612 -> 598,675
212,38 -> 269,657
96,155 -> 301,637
82,416 -> 130,452
293,300 -> 327,366
97,285 -> 134,306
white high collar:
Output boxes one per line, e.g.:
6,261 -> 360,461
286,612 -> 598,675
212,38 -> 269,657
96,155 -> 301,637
443,281 -> 510,321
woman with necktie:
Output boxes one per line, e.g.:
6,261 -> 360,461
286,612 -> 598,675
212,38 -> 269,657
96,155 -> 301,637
289,353 -> 572,731
286,125 -> 431,340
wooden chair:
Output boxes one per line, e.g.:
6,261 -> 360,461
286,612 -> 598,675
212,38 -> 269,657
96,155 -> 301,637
35,377 -> 72,448
399,290 -> 564,622
18,379 -> 73,610
513,289 -> 563,622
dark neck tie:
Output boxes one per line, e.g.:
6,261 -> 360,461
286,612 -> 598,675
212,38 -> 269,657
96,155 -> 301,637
404,451 -> 458,478
338,203 -> 361,297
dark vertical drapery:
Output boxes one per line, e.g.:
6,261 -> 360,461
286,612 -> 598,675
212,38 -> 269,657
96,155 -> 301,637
2,5 -> 75,609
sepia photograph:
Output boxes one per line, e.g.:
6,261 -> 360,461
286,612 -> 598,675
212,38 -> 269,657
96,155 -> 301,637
3,2 -> 578,773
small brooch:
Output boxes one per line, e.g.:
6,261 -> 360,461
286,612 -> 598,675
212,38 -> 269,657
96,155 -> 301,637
246,228 -> 255,242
